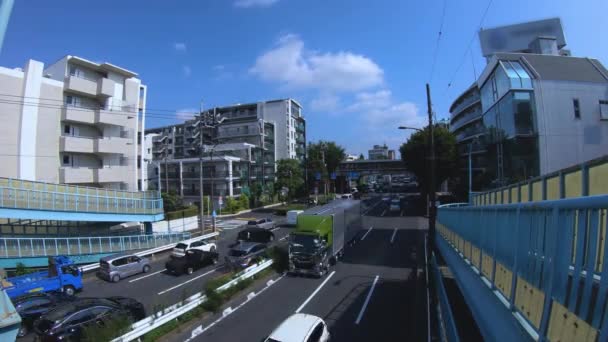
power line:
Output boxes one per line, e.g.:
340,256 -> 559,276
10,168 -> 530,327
443,0 -> 493,97
429,0 -> 448,84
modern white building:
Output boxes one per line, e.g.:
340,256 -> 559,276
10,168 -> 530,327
0,55 -> 147,191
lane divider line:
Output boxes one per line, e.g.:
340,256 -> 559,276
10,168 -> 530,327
158,267 -> 220,295
361,227 -> 373,241
129,269 -> 165,283
390,229 -> 398,244
355,275 -> 380,325
295,271 -> 337,313
190,274 -> 285,339
381,209 -> 387,217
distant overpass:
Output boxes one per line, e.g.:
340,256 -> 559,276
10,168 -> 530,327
337,159 -> 413,178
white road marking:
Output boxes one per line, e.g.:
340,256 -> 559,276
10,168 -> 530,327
390,229 -> 398,244
381,209 -> 387,217
295,271 -> 337,313
189,275 -> 285,340
363,200 -> 383,215
316,208 -> 332,215
355,275 -> 380,325
158,267 -> 220,295
129,269 -> 165,283
360,227 -> 373,241
279,236 -> 289,241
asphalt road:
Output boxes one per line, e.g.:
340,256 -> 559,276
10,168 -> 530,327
180,209 -> 429,342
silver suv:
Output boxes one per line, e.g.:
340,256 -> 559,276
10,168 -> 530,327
247,218 -> 275,230
98,254 -> 151,283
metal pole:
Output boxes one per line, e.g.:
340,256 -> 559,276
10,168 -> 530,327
164,152 -> 169,194
199,104 -> 205,234
426,83 -> 436,250
0,0 -> 14,55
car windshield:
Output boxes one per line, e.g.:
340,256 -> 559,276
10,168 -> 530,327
175,243 -> 187,250
229,249 -> 247,257
290,234 -> 321,254
247,221 -> 258,225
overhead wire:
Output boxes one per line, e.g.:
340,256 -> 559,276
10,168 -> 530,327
443,0 -> 494,97
429,0 -> 448,84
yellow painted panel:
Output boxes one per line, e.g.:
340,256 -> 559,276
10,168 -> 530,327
548,301 -> 598,342
464,240 -> 471,260
494,262 -> 513,299
565,170 -> 583,198
502,190 -> 508,204
510,187 -> 518,203
0,178 -> 8,187
472,246 -> 481,268
515,277 -> 544,329
520,185 -> 529,203
481,253 -> 494,280
546,176 -> 560,200
531,181 -> 542,201
589,163 -> 608,196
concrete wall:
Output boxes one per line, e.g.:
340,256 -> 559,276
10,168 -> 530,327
535,80 -> 608,174
0,67 -> 24,178
261,101 -> 289,159
44,57 -> 67,82
151,215 -> 198,233
36,81 -> 62,183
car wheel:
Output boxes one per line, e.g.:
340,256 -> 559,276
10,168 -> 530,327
210,246 -> 217,253
143,265 -> 151,273
112,274 -> 120,283
17,324 -> 27,337
64,285 -> 76,296
269,234 -> 275,242
211,257 -> 218,265
187,267 -> 194,275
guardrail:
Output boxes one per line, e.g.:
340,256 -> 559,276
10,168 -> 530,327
79,232 -> 218,273
0,232 -> 191,258
437,195 -> 608,341
431,254 -> 459,342
113,258 -> 274,342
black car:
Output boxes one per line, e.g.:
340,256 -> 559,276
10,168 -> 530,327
236,227 -> 275,244
12,292 -> 76,338
165,249 -> 218,275
33,297 -> 146,341
225,241 -> 268,269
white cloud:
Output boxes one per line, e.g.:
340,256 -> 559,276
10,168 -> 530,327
183,65 -> 192,77
250,34 -> 384,93
234,0 -> 279,8
310,93 -> 340,112
176,108 -> 197,120
174,43 -> 187,52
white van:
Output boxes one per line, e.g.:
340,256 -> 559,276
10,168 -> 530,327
286,210 -> 304,226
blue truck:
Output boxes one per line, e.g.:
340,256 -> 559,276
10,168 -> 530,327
3,256 -> 83,299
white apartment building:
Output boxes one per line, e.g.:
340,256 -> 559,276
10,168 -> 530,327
0,55 -> 147,191
258,99 -> 305,161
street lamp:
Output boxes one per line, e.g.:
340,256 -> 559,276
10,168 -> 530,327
398,126 -> 423,132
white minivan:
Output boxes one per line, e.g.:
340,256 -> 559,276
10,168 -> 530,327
287,210 -> 304,226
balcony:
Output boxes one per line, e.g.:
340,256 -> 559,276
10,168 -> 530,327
60,136 -> 95,153
64,75 -> 115,98
61,105 -> 133,127
95,137 -> 130,154
60,168 -> 95,184
97,167 -> 128,183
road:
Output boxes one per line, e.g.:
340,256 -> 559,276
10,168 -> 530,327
176,202 -> 429,342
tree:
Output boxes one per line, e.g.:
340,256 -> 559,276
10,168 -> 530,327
161,191 -> 184,213
399,124 -> 458,195
358,153 -> 365,160
275,159 -> 304,200
306,141 -> 346,193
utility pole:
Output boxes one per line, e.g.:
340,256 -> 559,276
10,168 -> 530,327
426,83 -> 436,250
468,142 -> 473,204
199,101 -> 205,234
164,148 -> 169,194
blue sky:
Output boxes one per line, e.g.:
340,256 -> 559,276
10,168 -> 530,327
2,0 -> 607,156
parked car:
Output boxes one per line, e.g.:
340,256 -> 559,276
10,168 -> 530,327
340,193 -> 353,199
308,198 -> 318,206
265,313 -> 330,342
12,292 -> 76,338
172,238 -> 217,258
33,297 -> 146,342
225,242 -> 268,269
165,249 -> 218,275
389,199 -> 401,212
247,218 -> 275,230
286,210 -> 304,226
97,254 -> 151,283
237,227 -> 275,244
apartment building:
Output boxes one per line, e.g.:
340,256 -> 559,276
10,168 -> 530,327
450,18 -> 608,189
0,56 -> 147,191
145,99 -> 304,204
368,144 -> 390,160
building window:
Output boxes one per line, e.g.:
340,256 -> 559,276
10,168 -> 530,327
64,124 -> 71,134
62,155 -> 70,165
137,159 -> 141,169
573,99 -> 581,119
137,132 -> 141,145
147,148 -> 151,154
600,100 -> 608,120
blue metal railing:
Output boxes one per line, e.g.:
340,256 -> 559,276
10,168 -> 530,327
0,232 -> 190,258
0,177 -> 163,215
437,195 -> 608,341
431,254 -> 460,342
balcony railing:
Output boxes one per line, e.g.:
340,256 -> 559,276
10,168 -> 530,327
0,177 -> 162,215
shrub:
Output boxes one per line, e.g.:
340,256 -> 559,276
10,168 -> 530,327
81,314 -> 132,341
14,262 -> 34,276
238,194 -> 249,210
166,205 -> 199,221
266,246 -> 289,273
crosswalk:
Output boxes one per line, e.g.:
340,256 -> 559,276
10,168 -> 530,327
203,219 -> 246,230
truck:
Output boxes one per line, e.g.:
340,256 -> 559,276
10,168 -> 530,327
288,200 -> 361,277
3,256 -> 83,299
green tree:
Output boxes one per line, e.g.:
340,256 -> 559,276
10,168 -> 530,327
238,194 -> 249,210
358,153 -> 365,160
306,141 -> 346,193
399,124 -> 458,195
161,191 -> 184,213
275,159 -> 304,200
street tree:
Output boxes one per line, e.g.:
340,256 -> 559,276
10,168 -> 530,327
399,124 -> 458,195
275,159 -> 304,200
358,153 -> 365,160
307,141 -> 346,193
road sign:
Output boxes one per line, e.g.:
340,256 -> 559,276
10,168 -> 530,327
212,210 -> 217,218
330,172 -> 336,180
218,196 -> 223,205
315,172 -> 321,181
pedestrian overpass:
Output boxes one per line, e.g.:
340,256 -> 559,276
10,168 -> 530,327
433,157 -> 608,341
0,177 -> 172,268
